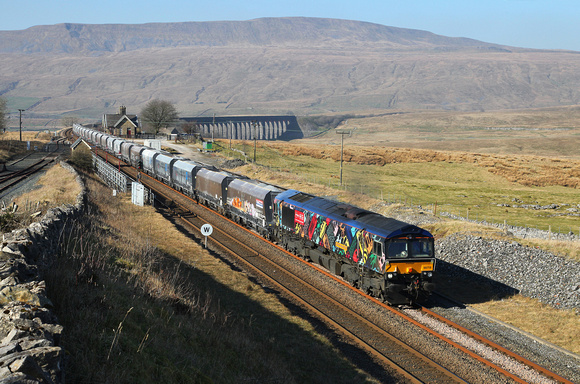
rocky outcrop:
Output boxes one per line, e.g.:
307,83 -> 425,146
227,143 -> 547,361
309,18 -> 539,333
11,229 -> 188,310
0,161 -> 85,383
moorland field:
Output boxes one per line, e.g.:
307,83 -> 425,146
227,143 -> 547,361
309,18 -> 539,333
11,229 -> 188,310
211,106 -> 580,238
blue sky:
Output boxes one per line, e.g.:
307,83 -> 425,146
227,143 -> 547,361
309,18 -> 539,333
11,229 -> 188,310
1,0 -> 579,51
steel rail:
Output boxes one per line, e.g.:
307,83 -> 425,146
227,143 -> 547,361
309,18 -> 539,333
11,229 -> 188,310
0,157 -> 56,194
420,305 -> 574,384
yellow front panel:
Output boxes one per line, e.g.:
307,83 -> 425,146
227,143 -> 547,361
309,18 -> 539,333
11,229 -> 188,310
385,261 -> 434,274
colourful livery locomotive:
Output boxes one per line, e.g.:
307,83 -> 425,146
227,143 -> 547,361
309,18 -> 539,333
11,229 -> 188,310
273,189 -> 435,304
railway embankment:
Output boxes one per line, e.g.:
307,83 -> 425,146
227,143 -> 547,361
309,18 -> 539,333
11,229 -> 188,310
437,234 -> 580,310
0,161 -> 85,383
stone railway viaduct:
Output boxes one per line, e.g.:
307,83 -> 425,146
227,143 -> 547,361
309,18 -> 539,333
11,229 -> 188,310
181,115 -> 304,141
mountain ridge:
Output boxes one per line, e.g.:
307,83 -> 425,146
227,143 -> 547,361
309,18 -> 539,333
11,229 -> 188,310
0,17 -> 514,54
1,17 -> 580,122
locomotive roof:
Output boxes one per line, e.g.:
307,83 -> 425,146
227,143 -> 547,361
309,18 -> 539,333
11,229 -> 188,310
276,189 -> 432,239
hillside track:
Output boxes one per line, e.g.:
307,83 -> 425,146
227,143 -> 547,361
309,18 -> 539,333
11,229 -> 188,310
95,148 -> 572,383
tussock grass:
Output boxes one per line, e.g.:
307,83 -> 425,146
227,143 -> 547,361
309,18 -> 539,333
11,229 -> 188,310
518,238 -> 580,263
266,142 -> 580,189
46,172 -> 380,383
421,221 -> 505,240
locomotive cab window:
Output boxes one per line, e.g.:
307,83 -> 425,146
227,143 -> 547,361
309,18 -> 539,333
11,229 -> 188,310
387,239 -> 408,258
410,239 -> 433,258
372,240 -> 383,256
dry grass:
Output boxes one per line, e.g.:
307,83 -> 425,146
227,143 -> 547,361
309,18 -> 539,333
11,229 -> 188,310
45,172 -> 379,383
471,295 -> 580,355
300,106 -> 580,159
265,142 -> 580,189
13,163 -> 81,209
0,163 -> 81,232
518,238 -> 580,263
0,131 -> 53,161
421,221 -> 506,240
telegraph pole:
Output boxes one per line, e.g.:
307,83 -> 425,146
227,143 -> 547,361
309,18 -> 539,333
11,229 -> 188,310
211,113 -> 215,142
336,129 -> 352,186
229,121 -> 232,149
252,121 -> 257,163
18,109 -> 25,142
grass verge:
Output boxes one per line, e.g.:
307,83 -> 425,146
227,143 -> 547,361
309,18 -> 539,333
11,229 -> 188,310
45,172 -> 382,383
0,163 -> 80,232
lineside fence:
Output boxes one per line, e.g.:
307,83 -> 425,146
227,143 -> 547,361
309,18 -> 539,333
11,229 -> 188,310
92,154 -> 153,204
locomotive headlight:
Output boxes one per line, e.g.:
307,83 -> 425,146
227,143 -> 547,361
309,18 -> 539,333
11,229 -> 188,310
422,271 -> 433,278
387,273 -> 395,279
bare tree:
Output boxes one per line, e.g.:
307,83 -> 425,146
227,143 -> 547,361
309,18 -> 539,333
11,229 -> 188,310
0,97 -> 8,134
140,99 -> 179,134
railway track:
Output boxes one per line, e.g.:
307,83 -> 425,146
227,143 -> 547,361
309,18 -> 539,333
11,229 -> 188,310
95,148 -> 573,383
0,154 -> 60,199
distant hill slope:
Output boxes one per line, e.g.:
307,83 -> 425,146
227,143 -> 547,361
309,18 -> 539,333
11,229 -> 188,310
1,17 -> 579,121
0,17 -> 511,54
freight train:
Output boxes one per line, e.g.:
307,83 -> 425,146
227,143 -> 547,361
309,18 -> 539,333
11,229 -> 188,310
73,124 -> 436,305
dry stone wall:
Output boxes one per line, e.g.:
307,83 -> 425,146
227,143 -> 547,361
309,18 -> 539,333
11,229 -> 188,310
0,161 -> 86,384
